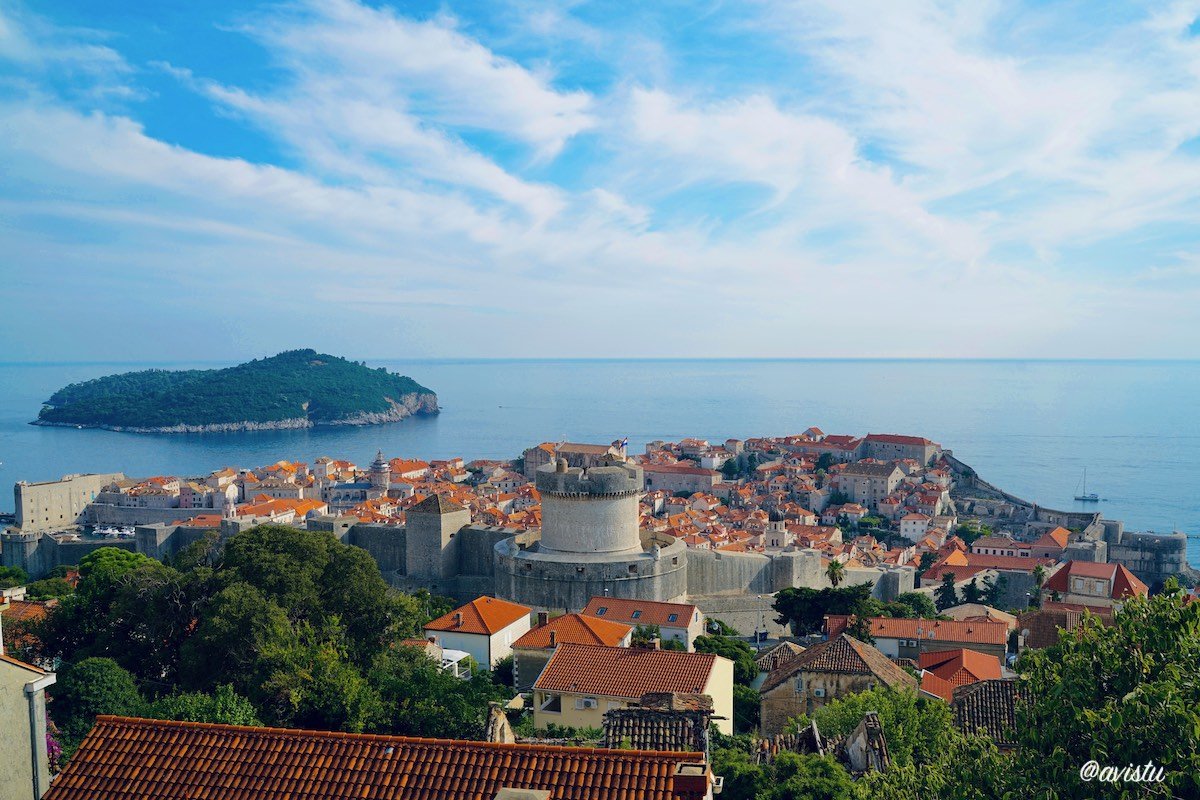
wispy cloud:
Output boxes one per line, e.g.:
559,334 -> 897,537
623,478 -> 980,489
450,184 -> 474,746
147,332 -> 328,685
1,1 -> 1200,359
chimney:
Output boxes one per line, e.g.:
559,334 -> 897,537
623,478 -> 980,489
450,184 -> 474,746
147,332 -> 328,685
537,611 -> 549,627
671,762 -> 713,800
652,636 -> 661,650
549,630 -> 557,647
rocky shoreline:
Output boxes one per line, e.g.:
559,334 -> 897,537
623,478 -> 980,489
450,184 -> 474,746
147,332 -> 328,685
31,392 -> 440,434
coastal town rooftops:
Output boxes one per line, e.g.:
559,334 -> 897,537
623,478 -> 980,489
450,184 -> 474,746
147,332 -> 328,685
513,614 -> 632,650
760,634 -> 913,693
582,597 -> 700,628
1042,560 -> 1148,599
918,648 -> 1003,687
824,616 -> 1009,646
425,596 -> 531,636
534,643 -> 721,698
43,716 -> 705,800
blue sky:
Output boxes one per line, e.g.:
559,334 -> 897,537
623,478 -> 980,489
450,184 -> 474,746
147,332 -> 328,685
3,1 -> 1200,360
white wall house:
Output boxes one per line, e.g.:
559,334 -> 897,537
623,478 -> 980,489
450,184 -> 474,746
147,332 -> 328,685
424,596 -> 532,669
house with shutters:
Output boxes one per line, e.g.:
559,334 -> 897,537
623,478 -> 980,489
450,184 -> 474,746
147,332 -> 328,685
1040,560 -> 1148,609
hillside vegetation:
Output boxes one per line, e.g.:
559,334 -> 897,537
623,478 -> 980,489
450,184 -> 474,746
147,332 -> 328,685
36,349 -> 436,430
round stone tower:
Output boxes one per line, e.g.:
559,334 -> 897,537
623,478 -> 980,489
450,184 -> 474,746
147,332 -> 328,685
537,458 -> 644,555
494,454 -> 688,611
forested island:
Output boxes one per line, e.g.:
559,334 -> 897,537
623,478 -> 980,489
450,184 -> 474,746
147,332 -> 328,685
33,349 -> 439,433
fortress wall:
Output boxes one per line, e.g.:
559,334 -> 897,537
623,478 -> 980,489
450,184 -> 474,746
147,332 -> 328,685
14,473 -> 122,531
1108,531 -> 1191,586
540,493 -> 642,554
84,504 -> 191,527
685,548 -> 774,596
456,525 -> 513,577
348,524 -> 407,575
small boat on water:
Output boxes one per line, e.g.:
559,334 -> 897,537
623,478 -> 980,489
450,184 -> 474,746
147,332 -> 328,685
1074,468 -> 1099,502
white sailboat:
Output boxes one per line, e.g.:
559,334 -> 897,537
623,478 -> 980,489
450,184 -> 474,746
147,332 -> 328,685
1074,468 -> 1099,502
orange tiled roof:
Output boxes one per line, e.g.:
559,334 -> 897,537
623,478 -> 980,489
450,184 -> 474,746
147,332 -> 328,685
534,643 -> 720,699
425,596 -> 531,636
0,652 -> 46,675
581,597 -> 699,629
513,614 -> 632,649
1042,560 -> 1149,599
918,669 -> 956,702
824,615 -> 1009,646
919,648 -> 1003,688
43,716 -> 703,800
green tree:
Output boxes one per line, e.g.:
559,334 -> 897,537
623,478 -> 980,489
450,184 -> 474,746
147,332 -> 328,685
707,618 -> 741,636
25,577 -> 74,600
1030,564 -> 1047,608
369,647 -> 508,740
981,574 -> 1008,608
795,686 -> 954,768
916,552 -> 938,578
774,583 -> 874,635
766,752 -> 855,800
891,592 -> 937,619
144,684 -> 261,726
934,572 -> 959,611
492,654 -> 515,689
693,635 -> 758,684
78,547 -> 151,580
731,684 -> 761,734
53,657 -> 144,755
826,559 -> 846,588
816,452 -> 836,471
1010,586 -> 1200,798
962,577 -> 982,604
721,458 -> 741,480
0,565 -> 29,589
828,489 -> 852,505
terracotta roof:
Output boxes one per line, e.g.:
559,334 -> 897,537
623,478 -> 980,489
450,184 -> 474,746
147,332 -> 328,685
754,641 -> 805,673
918,648 -> 1003,687
601,694 -> 713,753
425,596 -> 531,636
824,616 -> 1009,646
514,614 -> 632,649
1033,526 -> 1071,549
534,644 -> 721,699
1016,604 -> 1114,649
918,669 -> 956,702
1041,561 -> 1149,599
951,679 -> 1030,749
44,716 -> 704,800
1,598 -> 52,624
581,597 -> 699,629
409,493 -> 467,515
760,634 -> 916,693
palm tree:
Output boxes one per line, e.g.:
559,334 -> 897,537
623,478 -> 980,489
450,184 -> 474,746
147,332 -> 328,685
826,558 -> 845,588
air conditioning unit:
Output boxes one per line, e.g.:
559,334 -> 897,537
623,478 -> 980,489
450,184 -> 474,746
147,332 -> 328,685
577,698 -> 598,710
813,687 -> 826,698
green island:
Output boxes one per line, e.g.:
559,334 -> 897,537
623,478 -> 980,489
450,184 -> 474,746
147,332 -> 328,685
32,349 -> 438,433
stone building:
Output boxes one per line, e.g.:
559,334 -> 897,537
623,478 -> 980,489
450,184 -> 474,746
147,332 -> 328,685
12,473 -> 122,532
521,442 -> 624,480
862,434 -> 941,465
759,634 -> 915,737
831,463 -> 902,511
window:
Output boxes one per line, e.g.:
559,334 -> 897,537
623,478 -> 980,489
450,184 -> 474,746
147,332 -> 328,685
596,607 -> 607,616
794,677 -> 804,692
628,564 -> 638,574
632,611 -> 642,619
667,614 -> 678,623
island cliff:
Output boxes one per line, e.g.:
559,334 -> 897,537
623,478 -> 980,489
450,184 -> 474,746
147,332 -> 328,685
32,349 -> 439,433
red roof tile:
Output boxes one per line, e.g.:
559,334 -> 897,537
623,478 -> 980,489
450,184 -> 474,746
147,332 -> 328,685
824,616 -> 1009,646
425,596 -> 531,636
535,643 -> 720,699
581,597 -> 699,629
1042,561 -> 1149,599
44,716 -> 704,800
918,648 -> 1003,687
513,614 -> 632,649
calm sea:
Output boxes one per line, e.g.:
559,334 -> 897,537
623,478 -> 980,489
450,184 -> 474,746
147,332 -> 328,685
1,359 -> 1196,565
